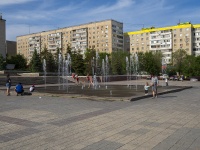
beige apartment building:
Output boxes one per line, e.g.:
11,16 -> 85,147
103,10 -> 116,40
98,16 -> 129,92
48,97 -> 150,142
17,19 -> 123,62
0,14 -> 6,58
124,22 -> 200,64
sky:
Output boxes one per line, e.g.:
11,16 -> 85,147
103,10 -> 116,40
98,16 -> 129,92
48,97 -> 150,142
1,0 -> 200,41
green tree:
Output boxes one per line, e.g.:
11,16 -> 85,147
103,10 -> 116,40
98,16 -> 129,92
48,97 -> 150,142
111,51 -> 129,75
0,54 -> 6,70
141,51 -> 162,75
29,49 -> 42,72
40,47 -> 56,72
84,48 -> 96,75
182,55 -> 200,77
54,47 -> 62,72
7,54 -> 27,70
71,50 -> 85,75
172,49 -> 187,75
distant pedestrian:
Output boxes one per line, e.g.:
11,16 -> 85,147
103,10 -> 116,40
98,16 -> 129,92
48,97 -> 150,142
86,74 -> 91,88
75,74 -> 79,85
6,74 -> 11,96
165,78 -> 168,86
15,83 -> 24,96
144,82 -> 150,95
29,85 -> 35,92
151,75 -> 159,98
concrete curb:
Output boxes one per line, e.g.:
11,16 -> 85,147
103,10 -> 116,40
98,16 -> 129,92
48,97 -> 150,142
130,86 -> 193,101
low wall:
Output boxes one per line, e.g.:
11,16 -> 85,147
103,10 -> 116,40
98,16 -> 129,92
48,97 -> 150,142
18,73 -> 40,77
0,71 -> 5,74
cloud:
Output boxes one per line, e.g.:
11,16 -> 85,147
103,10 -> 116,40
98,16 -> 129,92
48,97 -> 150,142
0,0 -> 37,6
87,0 -> 135,14
6,24 -> 54,41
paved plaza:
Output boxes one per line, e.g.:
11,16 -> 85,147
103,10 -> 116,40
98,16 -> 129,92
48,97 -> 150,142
0,80 -> 200,150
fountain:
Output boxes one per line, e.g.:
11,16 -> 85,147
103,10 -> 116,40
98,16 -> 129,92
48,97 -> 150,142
105,55 -> 109,89
62,56 -> 66,89
65,53 -> 71,92
102,59 -> 105,86
43,59 -> 47,89
91,51 -> 100,89
36,51 -> 179,101
134,53 -> 139,91
58,53 -> 62,90
126,56 -> 129,87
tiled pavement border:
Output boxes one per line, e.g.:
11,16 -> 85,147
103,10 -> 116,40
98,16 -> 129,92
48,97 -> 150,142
130,86 -> 193,101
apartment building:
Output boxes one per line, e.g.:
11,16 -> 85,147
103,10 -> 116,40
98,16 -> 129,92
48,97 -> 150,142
0,13 -> 6,58
17,19 -> 123,62
124,22 -> 200,64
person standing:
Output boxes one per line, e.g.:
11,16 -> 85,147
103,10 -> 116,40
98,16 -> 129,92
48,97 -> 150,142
151,75 -> 159,98
144,82 -> 150,95
165,77 -> 168,86
75,74 -> 79,85
6,74 -> 11,96
86,74 -> 91,88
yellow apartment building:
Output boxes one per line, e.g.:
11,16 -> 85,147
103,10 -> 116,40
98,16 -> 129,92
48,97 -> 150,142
17,19 -> 123,62
124,22 -> 200,64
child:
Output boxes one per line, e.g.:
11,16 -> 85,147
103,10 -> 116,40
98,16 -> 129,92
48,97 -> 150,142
144,82 -> 150,95
29,85 -> 35,92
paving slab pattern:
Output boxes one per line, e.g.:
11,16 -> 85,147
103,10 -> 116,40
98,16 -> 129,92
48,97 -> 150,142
0,80 -> 199,150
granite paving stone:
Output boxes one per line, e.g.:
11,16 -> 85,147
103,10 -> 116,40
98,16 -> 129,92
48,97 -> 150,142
0,80 -> 199,149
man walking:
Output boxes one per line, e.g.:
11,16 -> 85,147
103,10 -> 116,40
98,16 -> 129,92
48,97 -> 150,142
151,75 -> 159,98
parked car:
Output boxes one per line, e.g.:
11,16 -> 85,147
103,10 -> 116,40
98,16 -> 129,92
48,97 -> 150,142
190,78 -> 198,82
159,74 -> 169,80
146,75 -> 151,80
169,76 -> 174,80
169,75 -> 178,80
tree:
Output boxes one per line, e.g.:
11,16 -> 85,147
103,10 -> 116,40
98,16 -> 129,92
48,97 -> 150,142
0,54 -> 6,70
182,55 -> 200,77
84,48 -> 96,75
54,47 -> 61,71
7,54 -> 27,70
29,49 -> 42,72
140,51 -> 162,75
40,47 -> 56,72
111,51 -> 129,75
71,50 -> 85,75
172,49 -> 187,75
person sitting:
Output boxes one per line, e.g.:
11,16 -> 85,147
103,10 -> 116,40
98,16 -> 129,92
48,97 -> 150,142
15,83 -> 24,96
29,85 -> 35,92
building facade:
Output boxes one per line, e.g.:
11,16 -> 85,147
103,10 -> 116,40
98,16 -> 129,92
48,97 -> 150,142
17,19 -> 123,62
124,22 -> 200,64
6,40 -> 17,57
0,14 -> 6,58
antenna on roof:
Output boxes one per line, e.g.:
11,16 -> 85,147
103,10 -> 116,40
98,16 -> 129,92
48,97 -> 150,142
178,19 -> 180,25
